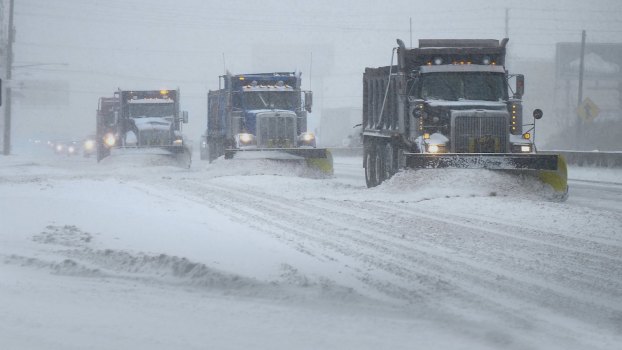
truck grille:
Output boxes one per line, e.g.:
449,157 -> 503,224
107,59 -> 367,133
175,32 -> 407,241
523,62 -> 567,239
257,113 -> 297,148
452,112 -> 508,153
139,130 -> 172,146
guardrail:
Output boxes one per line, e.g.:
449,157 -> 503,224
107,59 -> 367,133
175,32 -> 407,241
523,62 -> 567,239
329,147 -> 622,168
543,150 -> 622,168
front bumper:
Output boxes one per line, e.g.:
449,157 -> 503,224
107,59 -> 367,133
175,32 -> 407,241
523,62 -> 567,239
404,153 -> 559,170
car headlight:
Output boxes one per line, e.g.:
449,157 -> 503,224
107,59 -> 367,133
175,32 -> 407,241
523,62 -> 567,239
103,133 -> 116,147
428,144 -> 439,153
173,139 -> 183,146
56,145 -> 63,152
84,140 -> 95,150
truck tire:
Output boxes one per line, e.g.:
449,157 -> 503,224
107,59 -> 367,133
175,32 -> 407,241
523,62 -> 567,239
365,143 -> 378,188
383,142 -> 397,180
375,142 -> 386,184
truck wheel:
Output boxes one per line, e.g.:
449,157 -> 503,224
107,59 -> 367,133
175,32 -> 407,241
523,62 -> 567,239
375,142 -> 386,184
383,142 -> 397,180
365,144 -> 378,188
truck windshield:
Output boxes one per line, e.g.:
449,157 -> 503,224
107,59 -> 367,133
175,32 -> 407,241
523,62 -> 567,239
418,72 -> 507,101
241,91 -> 298,110
129,102 -> 175,118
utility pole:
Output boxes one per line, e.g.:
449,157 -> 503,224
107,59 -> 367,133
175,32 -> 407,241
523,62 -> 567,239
505,8 -> 509,38
576,30 -> 587,147
409,17 -> 412,48
577,30 -> 586,109
3,0 -> 14,155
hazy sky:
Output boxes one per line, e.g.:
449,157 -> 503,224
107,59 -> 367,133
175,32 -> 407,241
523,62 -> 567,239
3,0 -> 622,143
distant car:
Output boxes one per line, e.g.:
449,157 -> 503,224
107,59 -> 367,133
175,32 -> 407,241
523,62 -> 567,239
82,136 -> 96,157
54,141 -> 80,156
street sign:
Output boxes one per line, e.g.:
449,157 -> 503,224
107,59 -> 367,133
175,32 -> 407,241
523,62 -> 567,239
577,97 -> 600,122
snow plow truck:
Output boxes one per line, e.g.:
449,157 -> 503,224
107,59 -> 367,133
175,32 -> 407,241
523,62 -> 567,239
362,38 -> 568,199
201,72 -> 333,174
96,89 -> 191,167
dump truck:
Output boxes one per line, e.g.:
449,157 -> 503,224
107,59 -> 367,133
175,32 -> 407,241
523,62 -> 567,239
362,38 -> 568,198
96,89 -> 191,167
201,72 -> 333,174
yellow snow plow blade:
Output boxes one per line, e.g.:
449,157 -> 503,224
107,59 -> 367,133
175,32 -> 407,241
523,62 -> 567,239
225,148 -> 334,175
100,146 -> 192,168
404,152 -> 568,200
305,149 -> 334,175
537,154 -> 568,197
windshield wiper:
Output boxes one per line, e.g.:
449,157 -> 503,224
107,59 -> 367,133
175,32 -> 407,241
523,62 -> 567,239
258,93 -> 268,107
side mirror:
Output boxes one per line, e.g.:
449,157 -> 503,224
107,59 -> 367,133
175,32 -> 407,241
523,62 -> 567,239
515,74 -> 524,99
304,91 -> 313,113
182,111 -> 189,123
533,109 -> 543,120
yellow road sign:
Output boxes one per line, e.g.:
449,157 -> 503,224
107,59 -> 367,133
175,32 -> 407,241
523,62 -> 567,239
577,97 -> 600,122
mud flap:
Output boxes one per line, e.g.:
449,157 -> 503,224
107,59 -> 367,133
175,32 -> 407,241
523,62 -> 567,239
537,155 -> 568,200
305,149 -> 334,175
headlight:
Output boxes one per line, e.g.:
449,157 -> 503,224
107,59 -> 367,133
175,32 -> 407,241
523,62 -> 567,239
238,133 -> 254,144
511,144 -> 532,153
425,143 -> 447,153
301,132 -> 315,142
56,144 -> 63,152
173,139 -> 183,146
103,133 -> 116,147
68,146 -> 76,153
84,140 -> 95,150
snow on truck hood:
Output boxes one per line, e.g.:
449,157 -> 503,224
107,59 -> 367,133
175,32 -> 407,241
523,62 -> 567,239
132,116 -> 173,131
246,109 -> 297,116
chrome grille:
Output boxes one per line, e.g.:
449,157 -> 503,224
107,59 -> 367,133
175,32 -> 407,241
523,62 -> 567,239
257,113 -> 297,148
452,112 -> 508,153
139,130 -> 172,146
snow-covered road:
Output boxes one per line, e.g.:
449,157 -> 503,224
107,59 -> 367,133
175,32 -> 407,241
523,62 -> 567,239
1,152 -> 621,349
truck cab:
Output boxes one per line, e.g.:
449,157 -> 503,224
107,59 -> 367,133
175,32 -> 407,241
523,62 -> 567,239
203,72 -> 314,161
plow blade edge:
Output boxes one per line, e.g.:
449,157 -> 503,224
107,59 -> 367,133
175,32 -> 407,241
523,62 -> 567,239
405,153 -> 568,198
225,148 -> 334,175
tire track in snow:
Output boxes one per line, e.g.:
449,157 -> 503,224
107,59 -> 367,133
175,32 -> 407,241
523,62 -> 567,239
164,177 -> 622,339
